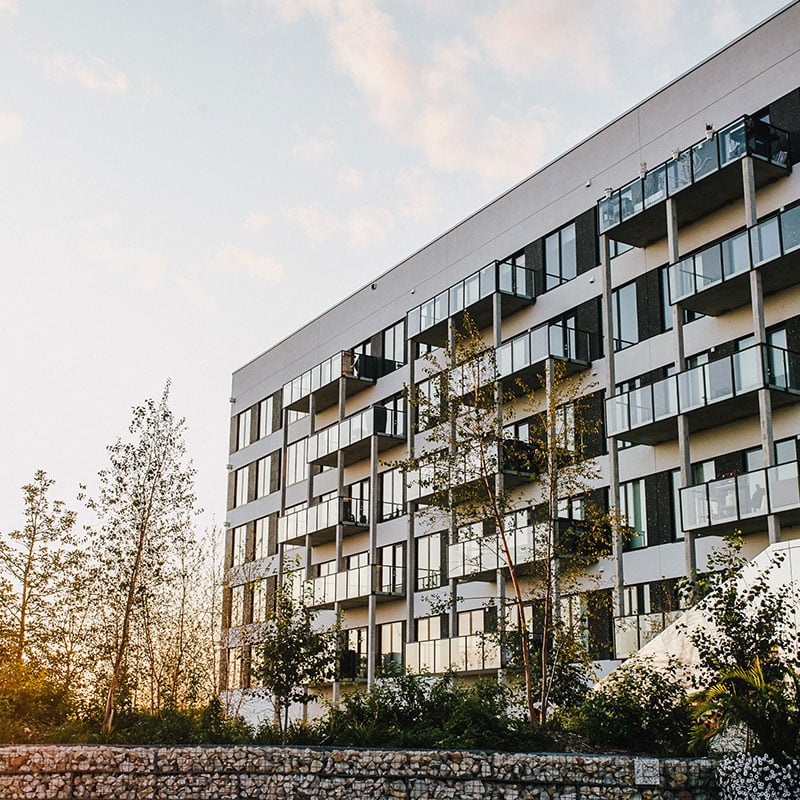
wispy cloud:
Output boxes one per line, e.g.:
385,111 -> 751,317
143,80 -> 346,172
282,203 -> 394,249
243,213 -> 270,233
218,243 -> 285,282
85,239 -> 167,290
44,52 -> 129,93
291,135 -> 336,160
0,0 -> 18,14
0,107 -> 23,146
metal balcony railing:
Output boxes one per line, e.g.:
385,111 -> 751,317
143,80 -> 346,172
277,496 -> 371,545
307,565 -> 405,608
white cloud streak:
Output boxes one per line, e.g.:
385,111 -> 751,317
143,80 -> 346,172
0,107 -> 23,145
218,243 -> 285,282
44,52 -> 129,93
0,0 -> 18,14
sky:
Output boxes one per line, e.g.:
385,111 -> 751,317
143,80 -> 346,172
0,0 -> 791,536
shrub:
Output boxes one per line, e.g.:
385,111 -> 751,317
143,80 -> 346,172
568,660 -> 693,755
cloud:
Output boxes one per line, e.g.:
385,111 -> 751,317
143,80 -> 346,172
0,0 -> 18,14
291,135 -> 336,160
394,168 -> 440,222
82,213 -> 119,233
0,107 -> 22,145
243,213 -> 270,233
85,240 -> 167,290
472,1 -> 610,86
218,243 -> 285,282
176,277 -> 218,313
338,167 -> 364,190
44,52 -> 128,93
282,202 -> 394,248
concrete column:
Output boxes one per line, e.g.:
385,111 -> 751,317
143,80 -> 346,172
743,156 -> 781,543
492,291 -> 507,674
599,233 -> 623,618
332,371 -> 348,705
406,342 -> 416,642
366,433 -> 379,686
666,196 -> 696,579
448,317 -> 459,639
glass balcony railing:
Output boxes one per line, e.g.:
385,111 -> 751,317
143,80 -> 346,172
598,116 -> 791,246
307,406 -> 406,466
407,259 -> 534,344
681,461 -> 800,532
277,496 -> 371,545
669,205 -> 800,314
497,323 -> 591,389
614,611 -> 682,658
449,525 -> 546,579
283,351 -> 402,413
405,634 -> 501,674
606,343 -> 800,444
307,564 -> 405,607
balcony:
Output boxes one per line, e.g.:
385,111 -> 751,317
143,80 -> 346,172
277,496 -> 370,546
449,524 -> 545,580
307,564 -> 405,609
669,205 -> 800,315
407,259 -> 534,347
606,343 -> 800,445
681,461 -> 800,534
307,406 -> 406,467
497,323 -> 592,395
283,351 -> 402,413
614,611 -> 682,659
598,116 -> 791,247
405,634 -> 501,674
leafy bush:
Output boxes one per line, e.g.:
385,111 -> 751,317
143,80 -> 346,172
324,672 -> 553,751
568,660 -> 693,755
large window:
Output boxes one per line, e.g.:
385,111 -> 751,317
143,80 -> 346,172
379,621 -> 403,671
256,455 -> 270,498
545,222 -> 577,290
612,282 -> 639,350
258,395 -> 276,439
416,532 -> 441,590
383,320 -> 406,364
285,439 -> 308,486
234,466 -> 249,507
230,584 -> 246,627
416,615 -> 441,641
379,543 -> 404,593
620,479 -> 647,549
226,647 -> 243,690
252,579 -> 269,623
254,517 -> 269,560
236,408 -> 252,451
380,468 -> 404,520
342,627 -> 368,680
231,525 -> 247,567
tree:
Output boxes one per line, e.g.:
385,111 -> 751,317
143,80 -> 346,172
398,315 -> 609,726
86,382 -> 198,735
251,585 -> 340,740
0,471 -> 77,666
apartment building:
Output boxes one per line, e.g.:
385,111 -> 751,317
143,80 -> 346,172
222,4 -> 800,704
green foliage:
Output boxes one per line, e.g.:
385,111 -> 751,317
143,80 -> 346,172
0,659 -> 70,743
324,671 -> 553,751
567,660 -> 694,755
251,588 -> 340,739
691,658 -> 800,760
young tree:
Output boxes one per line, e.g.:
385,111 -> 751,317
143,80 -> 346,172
398,315 -> 608,726
251,585 -> 340,740
0,471 -> 77,665
86,382 -> 198,735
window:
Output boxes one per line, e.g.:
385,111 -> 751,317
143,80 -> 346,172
415,376 -> 442,430
315,559 -> 336,577
671,470 -> 683,541
283,566 -> 304,604
609,239 -> 633,259
458,608 -> 485,636
554,403 -> 576,452
545,222 -> 577,290
231,525 -> 247,566
348,551 -> 368,570
252,579 -> 269,623
612,282 -> 638,350
379,621 -> 403,670
383,320 -> 406,364
620,479 -> 647,549
286,409 -> 308,425
416,532 -> 441,590
226,647 -> 243,690
416,615 -> 441,641
230,584 -> 246,627
692,460 -> 715,484
345,478 -> 369,524
254,517 -> 269,560
379,543 -> 404,593
353,339 -> 372,357
258,395 -> 275,439
285,439 -> 308,486
256,456 -> 270,498
380,468 -> 404,520
341,627 -> 368,680
234,466 -> 249,507
237,408 -> 252,451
